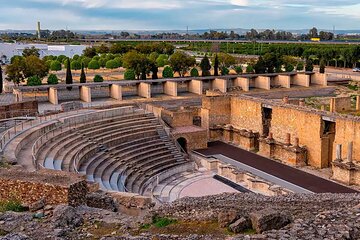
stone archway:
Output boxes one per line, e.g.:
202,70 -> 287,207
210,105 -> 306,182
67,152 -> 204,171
177,137 -> 188,153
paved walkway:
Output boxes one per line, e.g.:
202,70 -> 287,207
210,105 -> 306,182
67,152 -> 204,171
195,141 -> 357,193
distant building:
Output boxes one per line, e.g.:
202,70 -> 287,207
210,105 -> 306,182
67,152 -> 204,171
0,43 -> 87,63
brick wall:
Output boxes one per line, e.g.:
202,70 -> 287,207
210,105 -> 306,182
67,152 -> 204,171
0,101 -> 38,119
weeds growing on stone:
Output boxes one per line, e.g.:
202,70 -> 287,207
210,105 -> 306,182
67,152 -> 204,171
0,199 -> 26,213
152,216 -> 177,228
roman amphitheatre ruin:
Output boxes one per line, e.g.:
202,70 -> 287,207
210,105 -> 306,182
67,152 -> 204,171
2,71 -> 360,239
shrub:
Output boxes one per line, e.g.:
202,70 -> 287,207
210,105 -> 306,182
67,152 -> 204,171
88,60 -> 100,70
285,63 -> 294,72
162,66 -> 174,78
0,199 -> 26,213
124,69 -> 136,80
234,66 -> 243,74
246,65 -> 254,73
106,59 -> 120,69
190,68 -> 199,77
27,76 -> 42,86
70,60 -> 81,70
93,74 -> 104,82
50,60 -> 62,71
152,216 -> 177,228
156,54 -> 168,67
220,67 -> 229,75
319,59 -> 326,73
305,59 -> 314,72
47,74 -> 59,85
296,62 -> 304,71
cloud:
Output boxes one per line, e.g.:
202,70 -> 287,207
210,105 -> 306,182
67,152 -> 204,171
1,0 -> 360,30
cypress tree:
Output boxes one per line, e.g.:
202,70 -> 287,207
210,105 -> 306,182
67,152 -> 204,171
66,58 -> 73,90
200,55 -> 211,77
0,66 -> 3,94
80,63 -> 86,83
214,54 -> 219,76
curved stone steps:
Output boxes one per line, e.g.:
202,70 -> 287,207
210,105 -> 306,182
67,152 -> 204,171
128,159 -> 187,193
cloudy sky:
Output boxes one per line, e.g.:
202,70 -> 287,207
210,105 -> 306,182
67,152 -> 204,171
1,0 -> 360,30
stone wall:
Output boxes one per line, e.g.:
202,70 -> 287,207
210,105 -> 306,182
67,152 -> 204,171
0,169 -> 88,207
0,101 -> 38,119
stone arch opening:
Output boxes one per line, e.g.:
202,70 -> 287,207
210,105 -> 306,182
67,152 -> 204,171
177,137 -> 188,153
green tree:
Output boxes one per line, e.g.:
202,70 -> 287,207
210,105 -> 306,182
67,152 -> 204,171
156,54 -> 168,67
0,66 -> 3,93
305,59 -> 314,72
122,51 -> 150,79
72,54 -> 80,61
105,59 -> 120,69
214,54 -> 219,76
319,59 -> 326,73
220,67 -> 229,75
169,52 -> 196,77
23,56 -> 49,79
113,57 -> 122,67
246,65 -> 254,73
70,60 -> 81,70
47,74 -> 59,85
215,53 -> 236,68
234,66 -> 243,74
93,74 -> 104,82
88,60 -> 100,70
200,55 -> 211,77
99,58 -> 107,68
50,60 -> 62,71
285,63 -> 294,72
80,63 -> 86,83
96,44 -> 109,54
57,55 -> 66,63
254,56 -> 267,74
149,52 -> 159,62
83,47 -> 97,58
22,47 -> 40,58
296,62 -> 304,71
5,57 -> 26,85
66,58 -> 73,89
27,76 -> 42,86
190,68 -> 199,77
124,69 -> 136,80
82,57 -> 92,68
162,66 -> 174,78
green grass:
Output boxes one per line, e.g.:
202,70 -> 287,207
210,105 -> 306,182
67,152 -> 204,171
243,228 -> 257,235
0,199 -> 26,213
152,216 -> 178,228
348,84 -> 359,91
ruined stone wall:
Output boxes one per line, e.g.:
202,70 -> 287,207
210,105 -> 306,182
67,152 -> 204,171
162,110 -> 193,128
230,97 -> 263,133
0,101 -> 38,119
173,129 -> 208,150
270,106 -> 323,168
0,169 -> 88,207
201,96 -> 231,130
333,119 -> 360,161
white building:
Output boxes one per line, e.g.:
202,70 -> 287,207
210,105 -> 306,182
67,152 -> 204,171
0,43 -> 87,63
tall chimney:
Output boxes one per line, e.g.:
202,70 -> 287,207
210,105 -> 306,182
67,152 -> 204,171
37,21 -> 41,40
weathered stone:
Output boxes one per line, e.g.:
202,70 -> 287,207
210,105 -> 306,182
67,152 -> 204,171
250,210 -> 291,233
86,192 -> 117,212
228,217 -> 252,233
217,210 -> 241,228
0,233 -> 30,240
53,205 -> 83,229
28,198 -> 45,212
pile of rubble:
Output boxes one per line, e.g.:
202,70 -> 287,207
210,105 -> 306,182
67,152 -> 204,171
1,193 -> 360,239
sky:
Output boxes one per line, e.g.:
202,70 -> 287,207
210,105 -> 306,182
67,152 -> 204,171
0,0 -> 360,30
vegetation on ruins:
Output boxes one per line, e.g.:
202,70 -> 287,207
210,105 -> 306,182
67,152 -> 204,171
124,69 -> 136,80
80,63 -> 86,83
93,74 -> 104,82
27,75 -> 42,86
319,59 -> 326,73
200,55 -> 211,77
220,67 -> 230,75
0,199 -> 26,213
305,59 -> 314,72
162,66 -> 174,78
246,65 -> 254,73
47,74 -> 59,85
